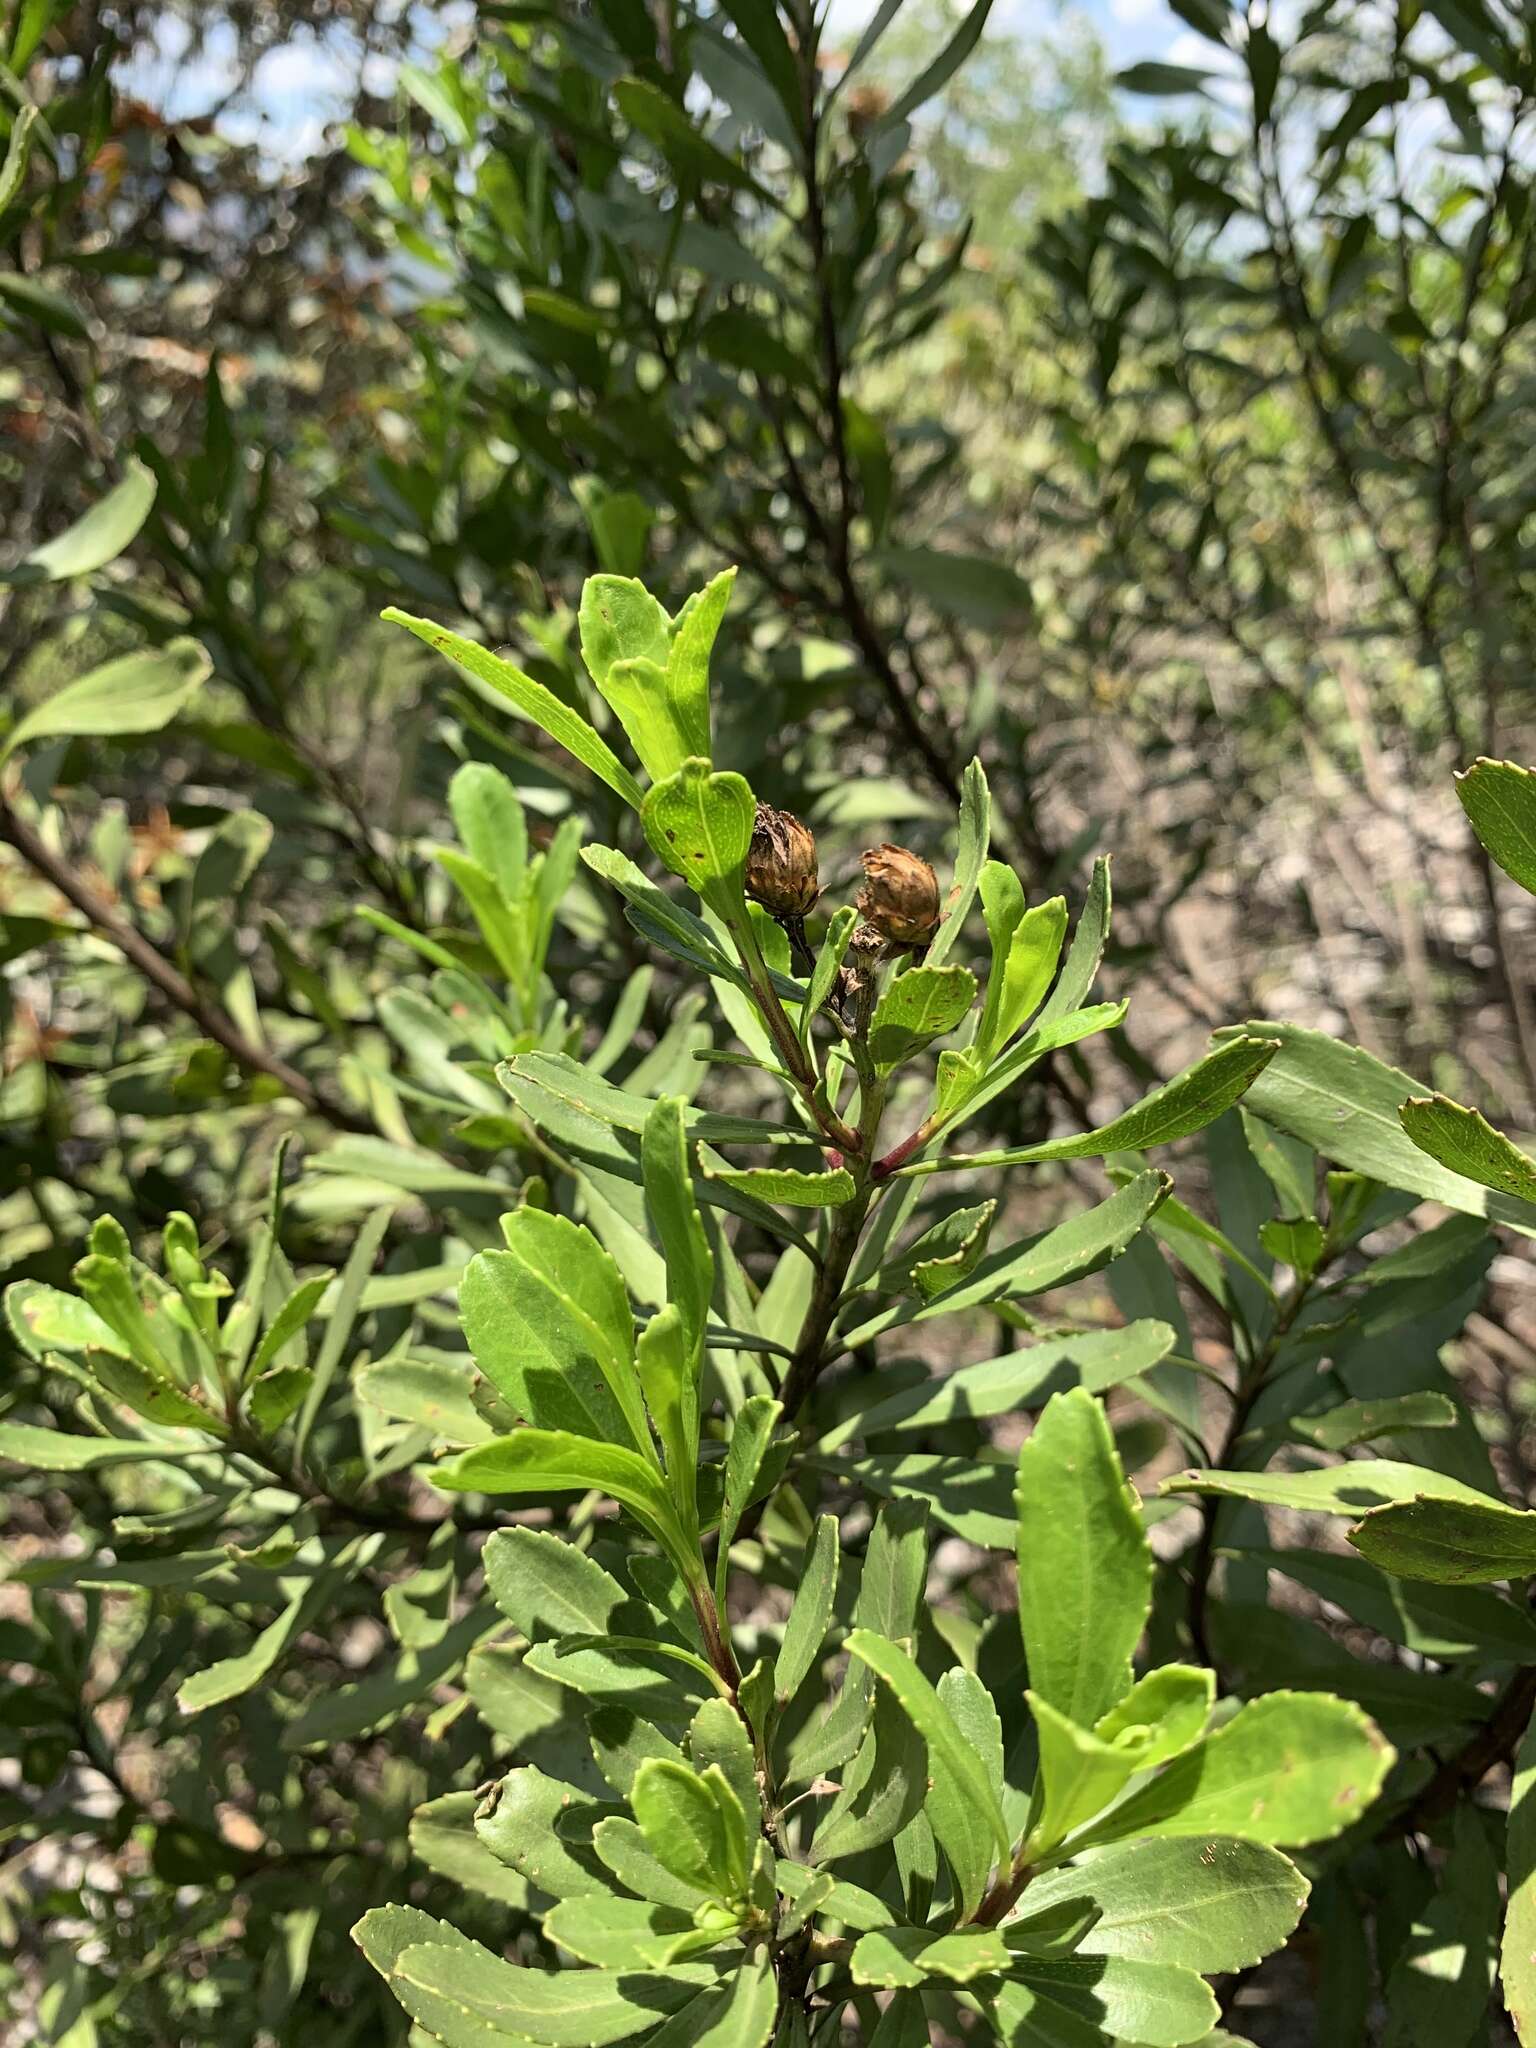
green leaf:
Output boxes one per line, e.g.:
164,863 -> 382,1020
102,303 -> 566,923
579,574 -> 684,778
384,607 -> 644,810
875,0 -> 997,124
871,543 -> 1032,629
839,1452 -> 1018,1549
714,1395 -> 783,1611
500,1049 -> 794,1150
409,1792 -> 530,1907
1259,1214 -> 1326,1278
809,1684 -> 929,1866
664,567 -> 733,764
1504,1709 -> 1536,2042
1093,1664 -> 1213,1768
1023,1836 -> 1308,1972
435,1430 -> 689,1570
642,1094 -> 714,1365
687,1697 -> 758,1828
1028,1691 -> 1142,1852
705,1164 -> 857,1206
927,758 -> 992,969
0,1421 -> 192,1470
775,1516 -> 839,1708
1457,756 -> 1536,896
1291,1392 -> 1456,1451
903,1200 -> 997,1300
1038,858 -> 1111,1028
352,1907 -> 479,1981
89,1349 -> 224,1436
1399,1094 -> 1536,1207
483,1526 -> 626,1639
1349,1493 -> 1536,1584
975,867 -> 1066,1063
800,904 -> 858,1046
592,1816 -> 713,1908
1216,1021 -> 1536,1237
475,1766 -> 614,1900
851,1925 -> 1013,1988
0,102 -> 38,214
1016,1386 -> 1151,1730
614,75 -> 765,195
460,1211 -> 649,1453
353,1358 -> 491,1445
245,1365 -> 312,1434
5,1280 -> 124,1359
1248,1544 -> 1536,1660
179,1564 -> 348,1714
640,758 -> 755,920
992,1955 -> 1219,2048
583,843 -> 747,990
939,1038 -> 1281,1173
11,460 -> 156,583
1083,1691 -> 1394,1848
1118,59 -> 1216,92
867,964 -> 977,1071
631,1757 -> 749,1901
818,1321 -> 1176,1450
283,1604 -> 494,1748
0,270 -> 87,336
861,1171 -> 1170,1334
542,1895 -> 698,1970
246,1275 -> 329,1381
844,1630 -> 1010,1917
636,1306 -> 696,1529
1387,1802 -> 1499,2045
638,1951 -> 777,2047
1161,1460 -> 1494,1517
389,1940 -> 714,2046
3,642 -> 209,762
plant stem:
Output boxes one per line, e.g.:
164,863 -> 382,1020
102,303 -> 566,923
0,793 -> 371,1133
779,1073 -> 885,1422
1394,1663 -> 1536,1835
1185,1270 -> 1318,1669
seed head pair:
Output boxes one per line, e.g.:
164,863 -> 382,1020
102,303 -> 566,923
745,804 -> 941,952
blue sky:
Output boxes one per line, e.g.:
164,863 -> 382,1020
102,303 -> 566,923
118,1 -> 1206,162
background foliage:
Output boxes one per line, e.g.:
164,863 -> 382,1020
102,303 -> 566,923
6,0 -> 1536,2042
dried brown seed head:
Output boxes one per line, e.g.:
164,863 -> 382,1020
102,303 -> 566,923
856,843 -> 940,949
746,804 -> 819,917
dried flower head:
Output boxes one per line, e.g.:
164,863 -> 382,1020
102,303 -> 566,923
746,804 -> 819,918
856,843 -> 940,949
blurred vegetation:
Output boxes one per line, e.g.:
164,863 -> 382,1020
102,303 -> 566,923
5,0 -> 1536,2040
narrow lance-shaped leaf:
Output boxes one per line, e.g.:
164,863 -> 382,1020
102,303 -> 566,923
3,642 -> 211,762
384,607 -> 644,810
433,1429 -> 693,1579
459,1209 -> 650,1456
867,964 -> 977,1071
10,458 -> 157,583
913,1037 -> 1280,1174
1215,1020 -> 1536,1237
845,1628 -> 1011,1917
1349,1493 -> 1536,1585
1399,1094 -> 1536,1208
642,1095 -> 714,1367
641,757 -> 756,924
926,757 -> 991,969
1505,1709 -> 1536,2042
1017,1387 -> 1152,1729
1457,756 -> 1536,896
714,1395 -> 783,1612
1079,1690 -> 1394,1849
